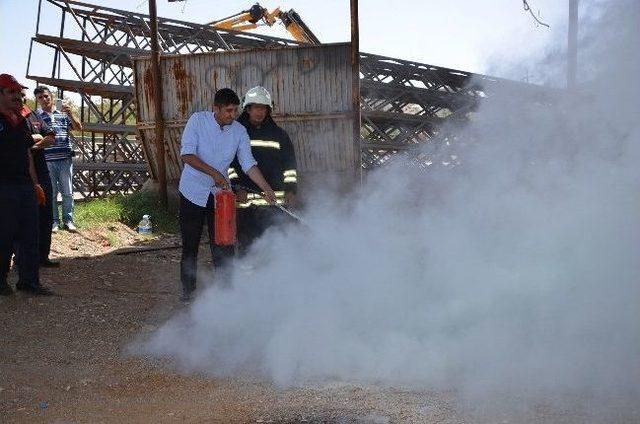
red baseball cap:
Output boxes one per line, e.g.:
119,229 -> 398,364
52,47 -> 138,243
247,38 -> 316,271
0,74 -> 28,90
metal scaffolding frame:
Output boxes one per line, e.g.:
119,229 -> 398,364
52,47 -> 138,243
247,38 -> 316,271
26,0 -> 551,197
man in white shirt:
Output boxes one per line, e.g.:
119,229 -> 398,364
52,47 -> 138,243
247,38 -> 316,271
178,88 -> 275,302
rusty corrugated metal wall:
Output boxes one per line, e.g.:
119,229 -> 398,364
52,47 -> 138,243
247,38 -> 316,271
133,43 -> 358,194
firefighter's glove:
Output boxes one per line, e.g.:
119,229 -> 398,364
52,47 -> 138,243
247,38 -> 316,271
34,184 -> 46,206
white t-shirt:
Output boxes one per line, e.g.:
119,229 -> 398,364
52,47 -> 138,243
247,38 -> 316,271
178,111 -> 257,207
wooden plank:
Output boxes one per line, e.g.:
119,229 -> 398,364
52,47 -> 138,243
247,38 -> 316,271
75,162 -> 148,171
81,123 -> 136,133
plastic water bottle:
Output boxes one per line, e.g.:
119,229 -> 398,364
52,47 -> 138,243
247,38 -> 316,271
137,214 -> 152,235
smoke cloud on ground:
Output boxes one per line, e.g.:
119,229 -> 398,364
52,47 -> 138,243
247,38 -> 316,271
133,0 -> 639,418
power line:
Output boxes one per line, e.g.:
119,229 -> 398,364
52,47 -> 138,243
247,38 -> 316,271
522,0 -> 550,28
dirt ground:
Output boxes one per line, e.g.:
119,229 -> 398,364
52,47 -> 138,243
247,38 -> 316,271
1,226 -> 638,423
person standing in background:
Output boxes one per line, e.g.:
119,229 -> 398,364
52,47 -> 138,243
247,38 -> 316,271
20,90 -> 59,267
34,86 -> 82,233
0,74 -> 52,296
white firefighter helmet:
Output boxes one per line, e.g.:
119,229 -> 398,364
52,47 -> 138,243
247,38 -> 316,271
242,86 -> 273,109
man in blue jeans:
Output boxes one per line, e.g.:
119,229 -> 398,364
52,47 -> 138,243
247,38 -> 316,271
34,86 -> 82,232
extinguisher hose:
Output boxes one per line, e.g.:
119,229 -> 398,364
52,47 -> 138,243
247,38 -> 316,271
232,184 -> 308,226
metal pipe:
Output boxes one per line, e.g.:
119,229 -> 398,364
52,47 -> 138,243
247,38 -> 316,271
27,0 -> 44,79
26,39 -> 35,79
350,0 -> 362,185
36,0 -> 43,35
57,10 -> 66,80
148,0 -> 168,207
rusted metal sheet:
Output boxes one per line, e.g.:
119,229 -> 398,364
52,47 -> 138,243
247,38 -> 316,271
133,43 -> 358,192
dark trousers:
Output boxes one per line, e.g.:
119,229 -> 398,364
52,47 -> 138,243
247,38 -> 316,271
237,206 -> 282,255
38,175 -> 53,262
0,182 -> 40,289
179,193 -> 234,294
13,174 -> 52,265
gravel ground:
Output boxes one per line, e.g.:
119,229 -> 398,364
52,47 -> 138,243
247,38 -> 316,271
1,229 -> 637,423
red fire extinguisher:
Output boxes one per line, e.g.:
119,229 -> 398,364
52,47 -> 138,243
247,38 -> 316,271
213,190 -> 236,246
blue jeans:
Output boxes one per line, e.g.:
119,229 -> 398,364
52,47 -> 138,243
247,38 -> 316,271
47,158 -> 74,224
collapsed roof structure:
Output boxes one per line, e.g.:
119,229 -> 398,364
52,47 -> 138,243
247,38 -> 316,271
27,0 -> 550,198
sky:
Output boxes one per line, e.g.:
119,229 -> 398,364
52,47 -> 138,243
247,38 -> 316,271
1,0 -> 576,94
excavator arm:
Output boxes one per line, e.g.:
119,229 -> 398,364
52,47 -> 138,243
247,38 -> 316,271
208,4 -> 279,31
277,9 -> 320,45
209,3 -> 320,45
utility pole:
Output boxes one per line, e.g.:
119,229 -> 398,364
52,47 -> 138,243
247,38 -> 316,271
567,0 -> 579,90
149,0 -> 168,207
350,0 -> 361,184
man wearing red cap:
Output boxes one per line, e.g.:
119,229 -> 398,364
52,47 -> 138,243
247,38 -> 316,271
0,74 -> 53,296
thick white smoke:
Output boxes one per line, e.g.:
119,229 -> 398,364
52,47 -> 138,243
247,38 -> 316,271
135,0 -> 639,412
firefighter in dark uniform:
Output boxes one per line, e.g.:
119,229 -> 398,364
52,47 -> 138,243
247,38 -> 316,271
230,86 -> 298,253
0,74 -> 52,296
